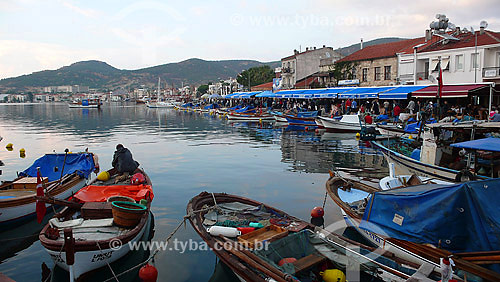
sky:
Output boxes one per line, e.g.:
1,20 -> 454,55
0,0 -> 499,79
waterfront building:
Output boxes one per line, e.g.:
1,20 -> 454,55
280,46 -> 342,89
397,28 -> 500,86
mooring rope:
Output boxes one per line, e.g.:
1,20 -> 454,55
100,206 -> 213,282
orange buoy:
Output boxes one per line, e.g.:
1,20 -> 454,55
278,257 -> 297,266
311,207 -> 324,218
139,264 -> 158,282
305,126 -> 309,131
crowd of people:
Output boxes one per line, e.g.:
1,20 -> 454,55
202,97 -> 500,124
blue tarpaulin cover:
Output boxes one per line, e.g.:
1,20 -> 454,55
359,178 -> 500,252
451,137 -> 500,152
20,153 -> 95,182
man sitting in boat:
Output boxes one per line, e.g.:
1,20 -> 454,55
112,144 -> 139,183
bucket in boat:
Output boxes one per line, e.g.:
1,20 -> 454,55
107,195 -> 136,203
111,201 -> 147,228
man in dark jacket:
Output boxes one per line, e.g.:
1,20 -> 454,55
112,144 -> 139,178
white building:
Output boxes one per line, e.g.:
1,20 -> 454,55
397,28 -> 500,85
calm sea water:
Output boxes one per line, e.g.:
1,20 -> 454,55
0,103 -> 387,282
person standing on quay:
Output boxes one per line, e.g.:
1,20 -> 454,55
406,99 -> 416,115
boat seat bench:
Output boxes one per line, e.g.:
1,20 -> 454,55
292,253 -> 327,274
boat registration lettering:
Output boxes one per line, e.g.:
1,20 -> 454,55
91,251 -> 113,262
393,214 -> 404,226
363,230 -> 382,243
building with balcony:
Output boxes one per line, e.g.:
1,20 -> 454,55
397,28 -> 500,86
280,46 -> 341,89
336,38 -> 424,87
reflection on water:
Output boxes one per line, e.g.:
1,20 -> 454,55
0,103 -> 387,281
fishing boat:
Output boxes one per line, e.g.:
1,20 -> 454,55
227,112 -> 275,122
146,100 -> 176,108
0,152 -> 97,227
68,98 -> 102,108
136,97 -> 149,104
318,115 -> 371,133
372,122 -> 500,182
325,173 -> 500,281
187,192 -> 450,282
39,167 -> 154,281
283,111 -> 319,127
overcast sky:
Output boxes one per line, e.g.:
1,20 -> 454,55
0,0 -> 498,79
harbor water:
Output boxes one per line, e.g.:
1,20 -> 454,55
0,103 -> 387,281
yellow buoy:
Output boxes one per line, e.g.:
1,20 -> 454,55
97,171 -> 110,181
20,148 -> 26,158
408,134 -> 413,139
6,143 -> 13,150
320,269 -> 346,282
259,119 -> 262,123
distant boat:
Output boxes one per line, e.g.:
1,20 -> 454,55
136,97 -> 149,104
68,98 -> 102,108
146,100 -> 175,108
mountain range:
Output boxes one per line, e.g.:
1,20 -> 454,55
0,37 -> 406,92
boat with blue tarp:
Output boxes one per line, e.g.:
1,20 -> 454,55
326,174 -> 500,281
0,152 -> 98,227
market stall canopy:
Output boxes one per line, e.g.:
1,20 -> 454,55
378,85 -> 428,100
339,86 -> 396,99
254,90 -> 274,98
450,137 -> 500,152
412,84 -> 488,98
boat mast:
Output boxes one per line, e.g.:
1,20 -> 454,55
157,77 -> 161,100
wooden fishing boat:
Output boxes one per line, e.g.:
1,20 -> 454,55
68,98 -> 102,108
187,192 -> 449,282
318,115 -> 371,133
325,173 -> 500,281
227,112 -> 275,122
0,152 -> 97,227
372,122 -> 500,182
39,167 -> 154,281
283,111 -> 319,127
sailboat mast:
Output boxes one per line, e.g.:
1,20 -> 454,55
157,77 -> 161,98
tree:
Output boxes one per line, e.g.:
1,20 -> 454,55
237,66 -> 274,90
27,92 -> 34,102
331,61 -> 358,86
197,84 -> 209,94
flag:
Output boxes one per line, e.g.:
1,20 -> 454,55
36,169 -> 46,223
438,63 -> 443,98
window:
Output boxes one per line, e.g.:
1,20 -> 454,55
424,61 -> 430,79
352,67 -> 357,79
362,68 -> 368,82
374,67 -> 382,80
471,53 -> 480,70
384,66 -> 391,80
455,54 -> 464,71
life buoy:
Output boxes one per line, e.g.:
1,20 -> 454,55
455,169 -> 475,182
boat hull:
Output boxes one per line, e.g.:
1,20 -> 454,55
227,113 -> 274,121
46,213 -> 151,280
68,104 -> 100,109
371,141 -> 459,182
0,178 -> 87,226
318,116 -> 362,132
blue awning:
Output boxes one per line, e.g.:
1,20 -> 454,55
339,87 -> 396,99
451,137 -> 500,152
313,88 -> 354,98
378,85 -> 428,100
255,90 -> 274,98
274,90 -> 303,99
225,92 -> 242,98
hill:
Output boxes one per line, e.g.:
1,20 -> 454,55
336,37 -> 407,56
0,59 -> 280,91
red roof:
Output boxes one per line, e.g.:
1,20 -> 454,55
251,81 -> 273,91
294,76 -> 318,88
412,84 -> 488,98
337,38 -> 425,62
416,30 -> 500,53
